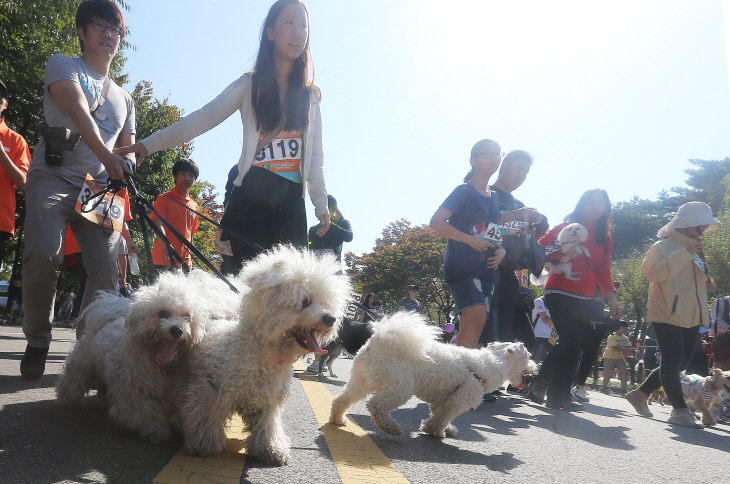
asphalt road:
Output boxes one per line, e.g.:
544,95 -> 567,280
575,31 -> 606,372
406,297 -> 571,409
0,324 -> 728,484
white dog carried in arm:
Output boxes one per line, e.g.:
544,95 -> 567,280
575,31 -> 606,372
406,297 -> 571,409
329,312 -> 535,439
545,223 -> 591,282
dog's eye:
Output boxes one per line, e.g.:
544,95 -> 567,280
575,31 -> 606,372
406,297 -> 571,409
158,310 -> 169,319
184,314 -> 191,321
301,298 -> 311,309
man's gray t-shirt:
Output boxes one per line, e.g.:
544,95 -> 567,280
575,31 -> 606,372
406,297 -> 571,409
29,54 -> 135,187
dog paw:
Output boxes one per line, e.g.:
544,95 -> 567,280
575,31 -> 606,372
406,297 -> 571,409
250,446 -> 291,466
378,423 -> 403,436
329,414 -> 348,426
329,372 -> 338,378
702,417 -> 717,427
444,425 -> 459,438
141,426 -> 171,444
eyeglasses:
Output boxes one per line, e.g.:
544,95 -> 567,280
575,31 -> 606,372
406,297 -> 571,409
476,151 -> 505,159
90,20 -> 123,38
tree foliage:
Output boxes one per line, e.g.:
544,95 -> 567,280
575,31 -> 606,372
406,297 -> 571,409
126,80 -> 192,280
612,249 -> 649,337
345,220 -> 453,324
672,158 -> 730,215
189,180 -> 223,271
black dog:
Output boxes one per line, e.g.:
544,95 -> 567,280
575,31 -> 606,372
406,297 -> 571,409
316,317 -> 376,377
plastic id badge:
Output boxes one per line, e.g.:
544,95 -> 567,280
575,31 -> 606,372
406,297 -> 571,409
75,174 -> 125,233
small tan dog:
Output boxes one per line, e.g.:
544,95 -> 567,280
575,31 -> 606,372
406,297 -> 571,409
681,369 -> 730,426
648,387 -> 666,406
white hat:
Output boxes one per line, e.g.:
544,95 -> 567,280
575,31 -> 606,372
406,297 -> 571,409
657,201 -> 721,238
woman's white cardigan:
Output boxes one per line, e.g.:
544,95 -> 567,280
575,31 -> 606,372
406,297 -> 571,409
139,73 -> 328,216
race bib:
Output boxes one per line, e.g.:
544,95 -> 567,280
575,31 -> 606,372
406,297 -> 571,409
471,221 -> 503,246
253,130 -> 302,174
75,174 -> 125,233
692,254 -> 707,274
498,218 -> 523,237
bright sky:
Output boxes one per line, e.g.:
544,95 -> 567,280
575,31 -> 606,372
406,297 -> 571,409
121,0 -> 730,257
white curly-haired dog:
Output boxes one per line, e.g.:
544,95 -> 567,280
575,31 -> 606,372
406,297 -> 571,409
55,269 -> 241,444
329,312 -> 536,439
547,222 -> 591,281
179,245 -> 351,465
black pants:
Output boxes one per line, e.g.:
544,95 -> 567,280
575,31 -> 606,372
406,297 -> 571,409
538,293 -> 597,402
220,167 -> 307,266
0,231 -> 11,263
479,268 -> 520,345
575,324 -> 605,386
638,323 -> 700,409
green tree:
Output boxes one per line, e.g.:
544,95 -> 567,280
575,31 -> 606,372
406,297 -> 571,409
189,181 -> 223,271
672,158 -> 730,215
127,80 -> 192,279
612,249 -> 650,338
345,220 -> 453,324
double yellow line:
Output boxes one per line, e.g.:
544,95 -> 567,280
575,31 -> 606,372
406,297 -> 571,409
152,359 -> 409,484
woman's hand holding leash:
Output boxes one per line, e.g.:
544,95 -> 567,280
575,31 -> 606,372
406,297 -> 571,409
114,143 -> 149,166
605,290 -> 621,319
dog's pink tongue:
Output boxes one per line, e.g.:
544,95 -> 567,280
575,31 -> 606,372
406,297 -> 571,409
306,333 -> 327,354
156,340 -> 178,365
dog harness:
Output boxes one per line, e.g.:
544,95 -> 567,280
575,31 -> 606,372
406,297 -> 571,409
680,374 -> 714,402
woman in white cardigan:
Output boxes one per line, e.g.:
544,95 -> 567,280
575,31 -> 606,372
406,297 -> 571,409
117,0 -> 329,267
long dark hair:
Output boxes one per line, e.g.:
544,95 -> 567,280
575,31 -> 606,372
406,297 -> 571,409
565,188 -> 612,245
252,0 -> 314,132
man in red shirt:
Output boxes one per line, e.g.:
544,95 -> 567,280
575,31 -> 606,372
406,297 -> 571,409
0,79 -> 31,262
151,159 -> 199,275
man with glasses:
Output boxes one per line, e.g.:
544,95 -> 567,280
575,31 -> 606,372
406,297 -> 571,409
399,284 -> 422,313
20,0 -> 135,380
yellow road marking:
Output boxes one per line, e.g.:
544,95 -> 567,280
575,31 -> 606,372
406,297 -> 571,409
294,359 -> 410,484
152,418 -> 249,484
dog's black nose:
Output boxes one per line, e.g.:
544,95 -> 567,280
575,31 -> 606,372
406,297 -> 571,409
321,315 -> 336,327
170,326 -> 183,339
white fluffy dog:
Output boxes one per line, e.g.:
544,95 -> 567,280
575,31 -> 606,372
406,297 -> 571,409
329,312 -> 536,439
547,222 -> 591,281
682,369 -> 730,426
56,269 -> 240,444
179,245 -> 351,465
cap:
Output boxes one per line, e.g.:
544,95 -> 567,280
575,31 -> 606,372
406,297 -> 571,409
408,284 -> 419,291
0,79 -> 8,99
657,201 -> 720,238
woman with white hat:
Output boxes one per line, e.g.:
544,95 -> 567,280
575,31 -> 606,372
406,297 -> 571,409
625,201 -> 720,429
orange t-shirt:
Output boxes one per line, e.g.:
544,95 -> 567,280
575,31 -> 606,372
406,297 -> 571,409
151,188 -> 198,268
64,190 -> 132,256
0,119 -> 31,234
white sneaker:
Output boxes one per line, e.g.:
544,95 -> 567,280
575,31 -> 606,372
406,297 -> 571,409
307,364 -> 320,373
571,386 -> 590,403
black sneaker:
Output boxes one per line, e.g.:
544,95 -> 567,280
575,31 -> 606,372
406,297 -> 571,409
527,380 -> 548,405
20,344 -> 49,381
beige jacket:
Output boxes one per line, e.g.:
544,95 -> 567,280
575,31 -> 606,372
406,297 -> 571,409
642,229 -> 709,328
140,73 -> 328,216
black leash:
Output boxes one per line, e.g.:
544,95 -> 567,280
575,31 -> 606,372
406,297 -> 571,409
116,164 -> 240,293
129,173 -> 265,254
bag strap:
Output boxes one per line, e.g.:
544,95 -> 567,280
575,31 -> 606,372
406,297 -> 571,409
585,246 -> 608,273
254,119 -> 284,156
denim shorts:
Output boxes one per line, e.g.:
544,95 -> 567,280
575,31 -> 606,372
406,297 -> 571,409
448,276 -> 495,314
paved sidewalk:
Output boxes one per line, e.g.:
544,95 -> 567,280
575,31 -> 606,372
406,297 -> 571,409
0,324 -> 728,484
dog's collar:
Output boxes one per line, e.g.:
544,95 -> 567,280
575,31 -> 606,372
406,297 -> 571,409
468,367 -> 484,384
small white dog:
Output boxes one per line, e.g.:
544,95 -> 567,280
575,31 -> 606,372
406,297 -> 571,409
682,369 -> 730,426
547,223 -> 590,281
56,270 -> 240,443
179,245 -> 351,465
329,312 -> 536,439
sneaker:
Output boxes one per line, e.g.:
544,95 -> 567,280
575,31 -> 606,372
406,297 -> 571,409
483,393 -> 497,403
20,344 -> 49,381
625,390 -> 653,418
527,380 -> 547,405
545,399 -> 584,411
600,387 -> 611,394
619,387 -> 628,395
668,412 -> 704,429
492,388 -> 504,396
306,364 -> 320,373
571,386 -> 590,403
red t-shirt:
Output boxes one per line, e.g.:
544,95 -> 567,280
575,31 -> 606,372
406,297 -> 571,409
539,221 -> 615,298
0,119 -> 31,234
151,189 -> 198,267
